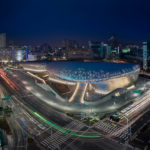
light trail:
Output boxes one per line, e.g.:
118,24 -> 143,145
25,86 -> 33,91
0,69 -> 18,90
125,96 -> 150,117
33,112 -> 101,138
111,110 -> 148,138
125,94 -> 150,117
109,92 -> 150,138
11,96 -> 101,138
120,92 -> 150,115
22,81 -> 28,85
68,82 -> 80,103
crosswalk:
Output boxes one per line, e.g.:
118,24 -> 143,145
10,95 -> 88,150
94,120 -> 120,134
94,120 -> 129,142
40,120 -> 85,150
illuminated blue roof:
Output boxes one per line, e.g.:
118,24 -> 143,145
46,61 -> 139,82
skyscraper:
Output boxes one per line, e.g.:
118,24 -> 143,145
88,41 -> 103,58
0,33 -> 6,48
108,35 -> 118,50
25,46 -> 29,60
105,44 -> 111,58
11,46 -> 15,61
88,41 -> 112,59
143,41 -> 150,70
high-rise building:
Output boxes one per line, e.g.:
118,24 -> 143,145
105,44 -> 111,58
0,33 -> 6,48
88,41 -> 103,58
25,46 -> 29,60
143,41 -> 150,70
89,41 -> 112,59
11,46 -> 15,61
100,42 -> 104,58
108,35 -> 118,50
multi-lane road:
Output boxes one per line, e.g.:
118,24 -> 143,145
0,68 -> 147,150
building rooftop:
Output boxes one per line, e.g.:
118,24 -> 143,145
46,61 -> 139,82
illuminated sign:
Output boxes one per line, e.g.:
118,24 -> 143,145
122,48 -> 130,53
16,50 -> 23,61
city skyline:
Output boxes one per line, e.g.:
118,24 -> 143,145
1,1 -> 150,150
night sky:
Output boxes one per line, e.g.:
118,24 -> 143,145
1,0 -> 150,45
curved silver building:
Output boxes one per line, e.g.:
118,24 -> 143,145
20,61 -> 140,114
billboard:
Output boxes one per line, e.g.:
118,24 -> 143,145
16,50 -> 24,61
